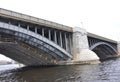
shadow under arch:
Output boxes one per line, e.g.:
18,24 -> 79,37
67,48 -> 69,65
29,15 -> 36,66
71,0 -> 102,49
90,42 -> 117,61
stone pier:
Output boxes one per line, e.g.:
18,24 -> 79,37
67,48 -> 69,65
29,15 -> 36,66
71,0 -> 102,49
71,27 -> 100,64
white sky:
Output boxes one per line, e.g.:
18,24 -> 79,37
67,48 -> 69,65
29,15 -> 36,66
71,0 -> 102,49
0,0 -> 120,61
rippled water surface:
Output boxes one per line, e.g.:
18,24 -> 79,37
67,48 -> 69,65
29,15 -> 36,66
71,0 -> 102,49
0,58 -> 120,82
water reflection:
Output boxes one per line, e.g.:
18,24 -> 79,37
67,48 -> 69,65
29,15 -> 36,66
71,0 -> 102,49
0,58 -> 120,82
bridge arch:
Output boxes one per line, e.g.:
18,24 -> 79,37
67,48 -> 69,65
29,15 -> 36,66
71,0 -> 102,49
90,42 -> 117,60
0,21 -> 72,66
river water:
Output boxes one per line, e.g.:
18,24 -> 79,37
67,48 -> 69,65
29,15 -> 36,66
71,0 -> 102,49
0,58 -> 120,82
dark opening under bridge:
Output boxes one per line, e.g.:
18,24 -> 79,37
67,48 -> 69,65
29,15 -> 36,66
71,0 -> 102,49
0,8 -> 119,66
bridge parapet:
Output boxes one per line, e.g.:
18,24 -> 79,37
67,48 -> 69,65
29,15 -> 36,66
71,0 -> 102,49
0,8 -> 72,32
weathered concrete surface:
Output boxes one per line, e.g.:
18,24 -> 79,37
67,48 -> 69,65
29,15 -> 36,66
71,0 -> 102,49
72,27 -> 88,60
74,49 -> 99,61
72,27 -> 100,63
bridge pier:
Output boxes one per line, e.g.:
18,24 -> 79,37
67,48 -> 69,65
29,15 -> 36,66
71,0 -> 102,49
72,27 -> 100,64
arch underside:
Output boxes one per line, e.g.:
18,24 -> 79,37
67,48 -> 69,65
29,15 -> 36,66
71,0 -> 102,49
90,42 -> 118,60
0,32 -> 59,66
0,22 -> 72,66
0,42 -> 54,66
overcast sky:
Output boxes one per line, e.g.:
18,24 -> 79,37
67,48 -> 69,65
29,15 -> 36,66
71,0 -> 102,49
0,0 -> 120,61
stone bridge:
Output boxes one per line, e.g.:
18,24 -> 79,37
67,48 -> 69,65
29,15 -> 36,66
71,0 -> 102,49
0,8 -> 119,66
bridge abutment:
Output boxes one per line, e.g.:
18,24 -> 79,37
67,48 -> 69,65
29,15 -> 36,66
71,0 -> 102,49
72,27 -> 100,64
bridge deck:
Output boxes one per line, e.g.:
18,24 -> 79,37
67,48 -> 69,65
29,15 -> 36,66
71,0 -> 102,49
0,8 -> 117,44
88,32 -> 117,44
0,8 -> 72,32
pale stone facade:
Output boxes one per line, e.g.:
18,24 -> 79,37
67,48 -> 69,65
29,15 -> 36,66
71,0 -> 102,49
72,27 -> 99,62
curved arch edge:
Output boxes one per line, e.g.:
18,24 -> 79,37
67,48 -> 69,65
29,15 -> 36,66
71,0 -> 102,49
90,42 -> 117,53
